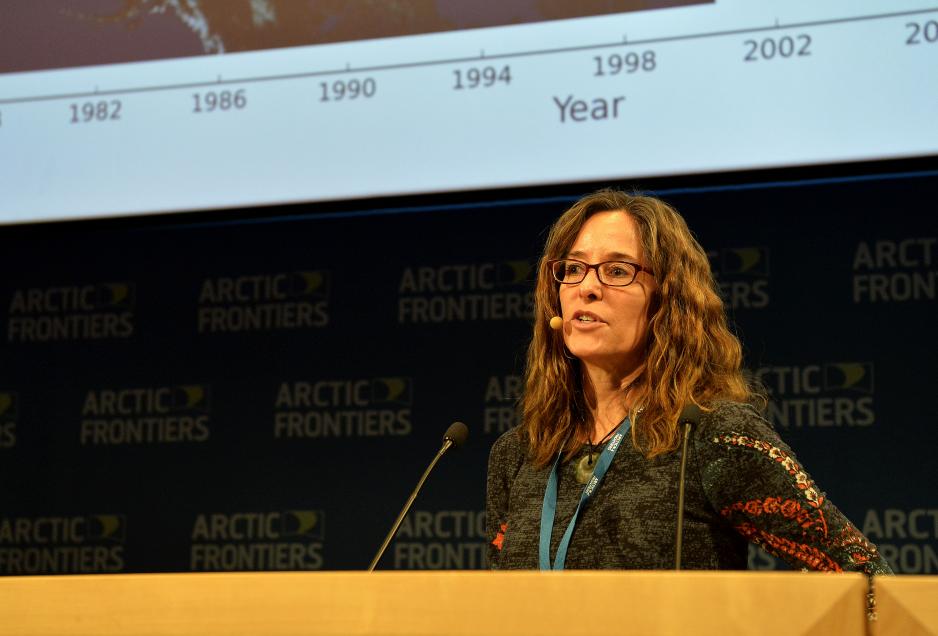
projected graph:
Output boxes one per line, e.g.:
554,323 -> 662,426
0,0 -> 936,223
0,0 -> 710,74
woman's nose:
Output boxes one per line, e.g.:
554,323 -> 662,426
578,266 -> 603,298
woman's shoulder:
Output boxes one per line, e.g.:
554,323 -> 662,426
488,426 -> 528,473
490,426 -> 526,457
694,400 -> 796,459
697,401 -> 779,440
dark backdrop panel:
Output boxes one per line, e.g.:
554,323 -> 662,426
1,169 -> 935,575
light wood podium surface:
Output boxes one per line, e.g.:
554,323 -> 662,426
874,575 -> 938,636
0,570 -> 868,636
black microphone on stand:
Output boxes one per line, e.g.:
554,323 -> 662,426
674,403 -> 701,571
367,421 -> 469,571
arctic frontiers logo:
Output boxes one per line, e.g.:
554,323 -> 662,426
852,237 -> 936,302
274,377 -> 412,438
708,247 -> 770,309
189,510 -> 324,571
0,514 -> 126,574
393,509 -> 486,570
0,392 -> 16,449
80,385 -> 211,445
7,283 -> 135,342
398,260 -> 534,323
482,375 -> 522,435
197,271 -> 330,333
863,508 -> 938,573
757,362 -> 875,428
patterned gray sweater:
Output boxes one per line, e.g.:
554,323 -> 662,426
486,402 -> 892,573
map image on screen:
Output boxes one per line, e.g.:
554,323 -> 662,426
0,0 -> 707,74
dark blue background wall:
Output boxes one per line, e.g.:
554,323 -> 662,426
2,167 -> 936,574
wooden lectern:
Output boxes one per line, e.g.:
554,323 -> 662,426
0,571 -> 868,635
873,575 -> 938,636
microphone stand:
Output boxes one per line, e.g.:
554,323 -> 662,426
674,421 -> 693,570
367,438 -> 455,572
674,403 -> 700,570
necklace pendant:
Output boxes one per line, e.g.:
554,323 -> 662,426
575,453 -> 597,484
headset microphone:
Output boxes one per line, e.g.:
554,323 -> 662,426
549,316 -> 563,330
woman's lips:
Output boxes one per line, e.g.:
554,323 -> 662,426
570,311 -> 605,329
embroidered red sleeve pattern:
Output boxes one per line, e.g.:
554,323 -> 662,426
706,431 -> 892,576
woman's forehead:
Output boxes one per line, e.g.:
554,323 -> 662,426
569,211 -> 642,259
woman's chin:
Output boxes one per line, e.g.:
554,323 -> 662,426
568,347 -> 613,366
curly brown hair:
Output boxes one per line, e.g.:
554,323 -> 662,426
522,189 -> 763,466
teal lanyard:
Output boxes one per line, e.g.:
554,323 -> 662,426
539,417 -> 631,570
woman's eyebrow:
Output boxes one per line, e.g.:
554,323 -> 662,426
566,250 -> 637,260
